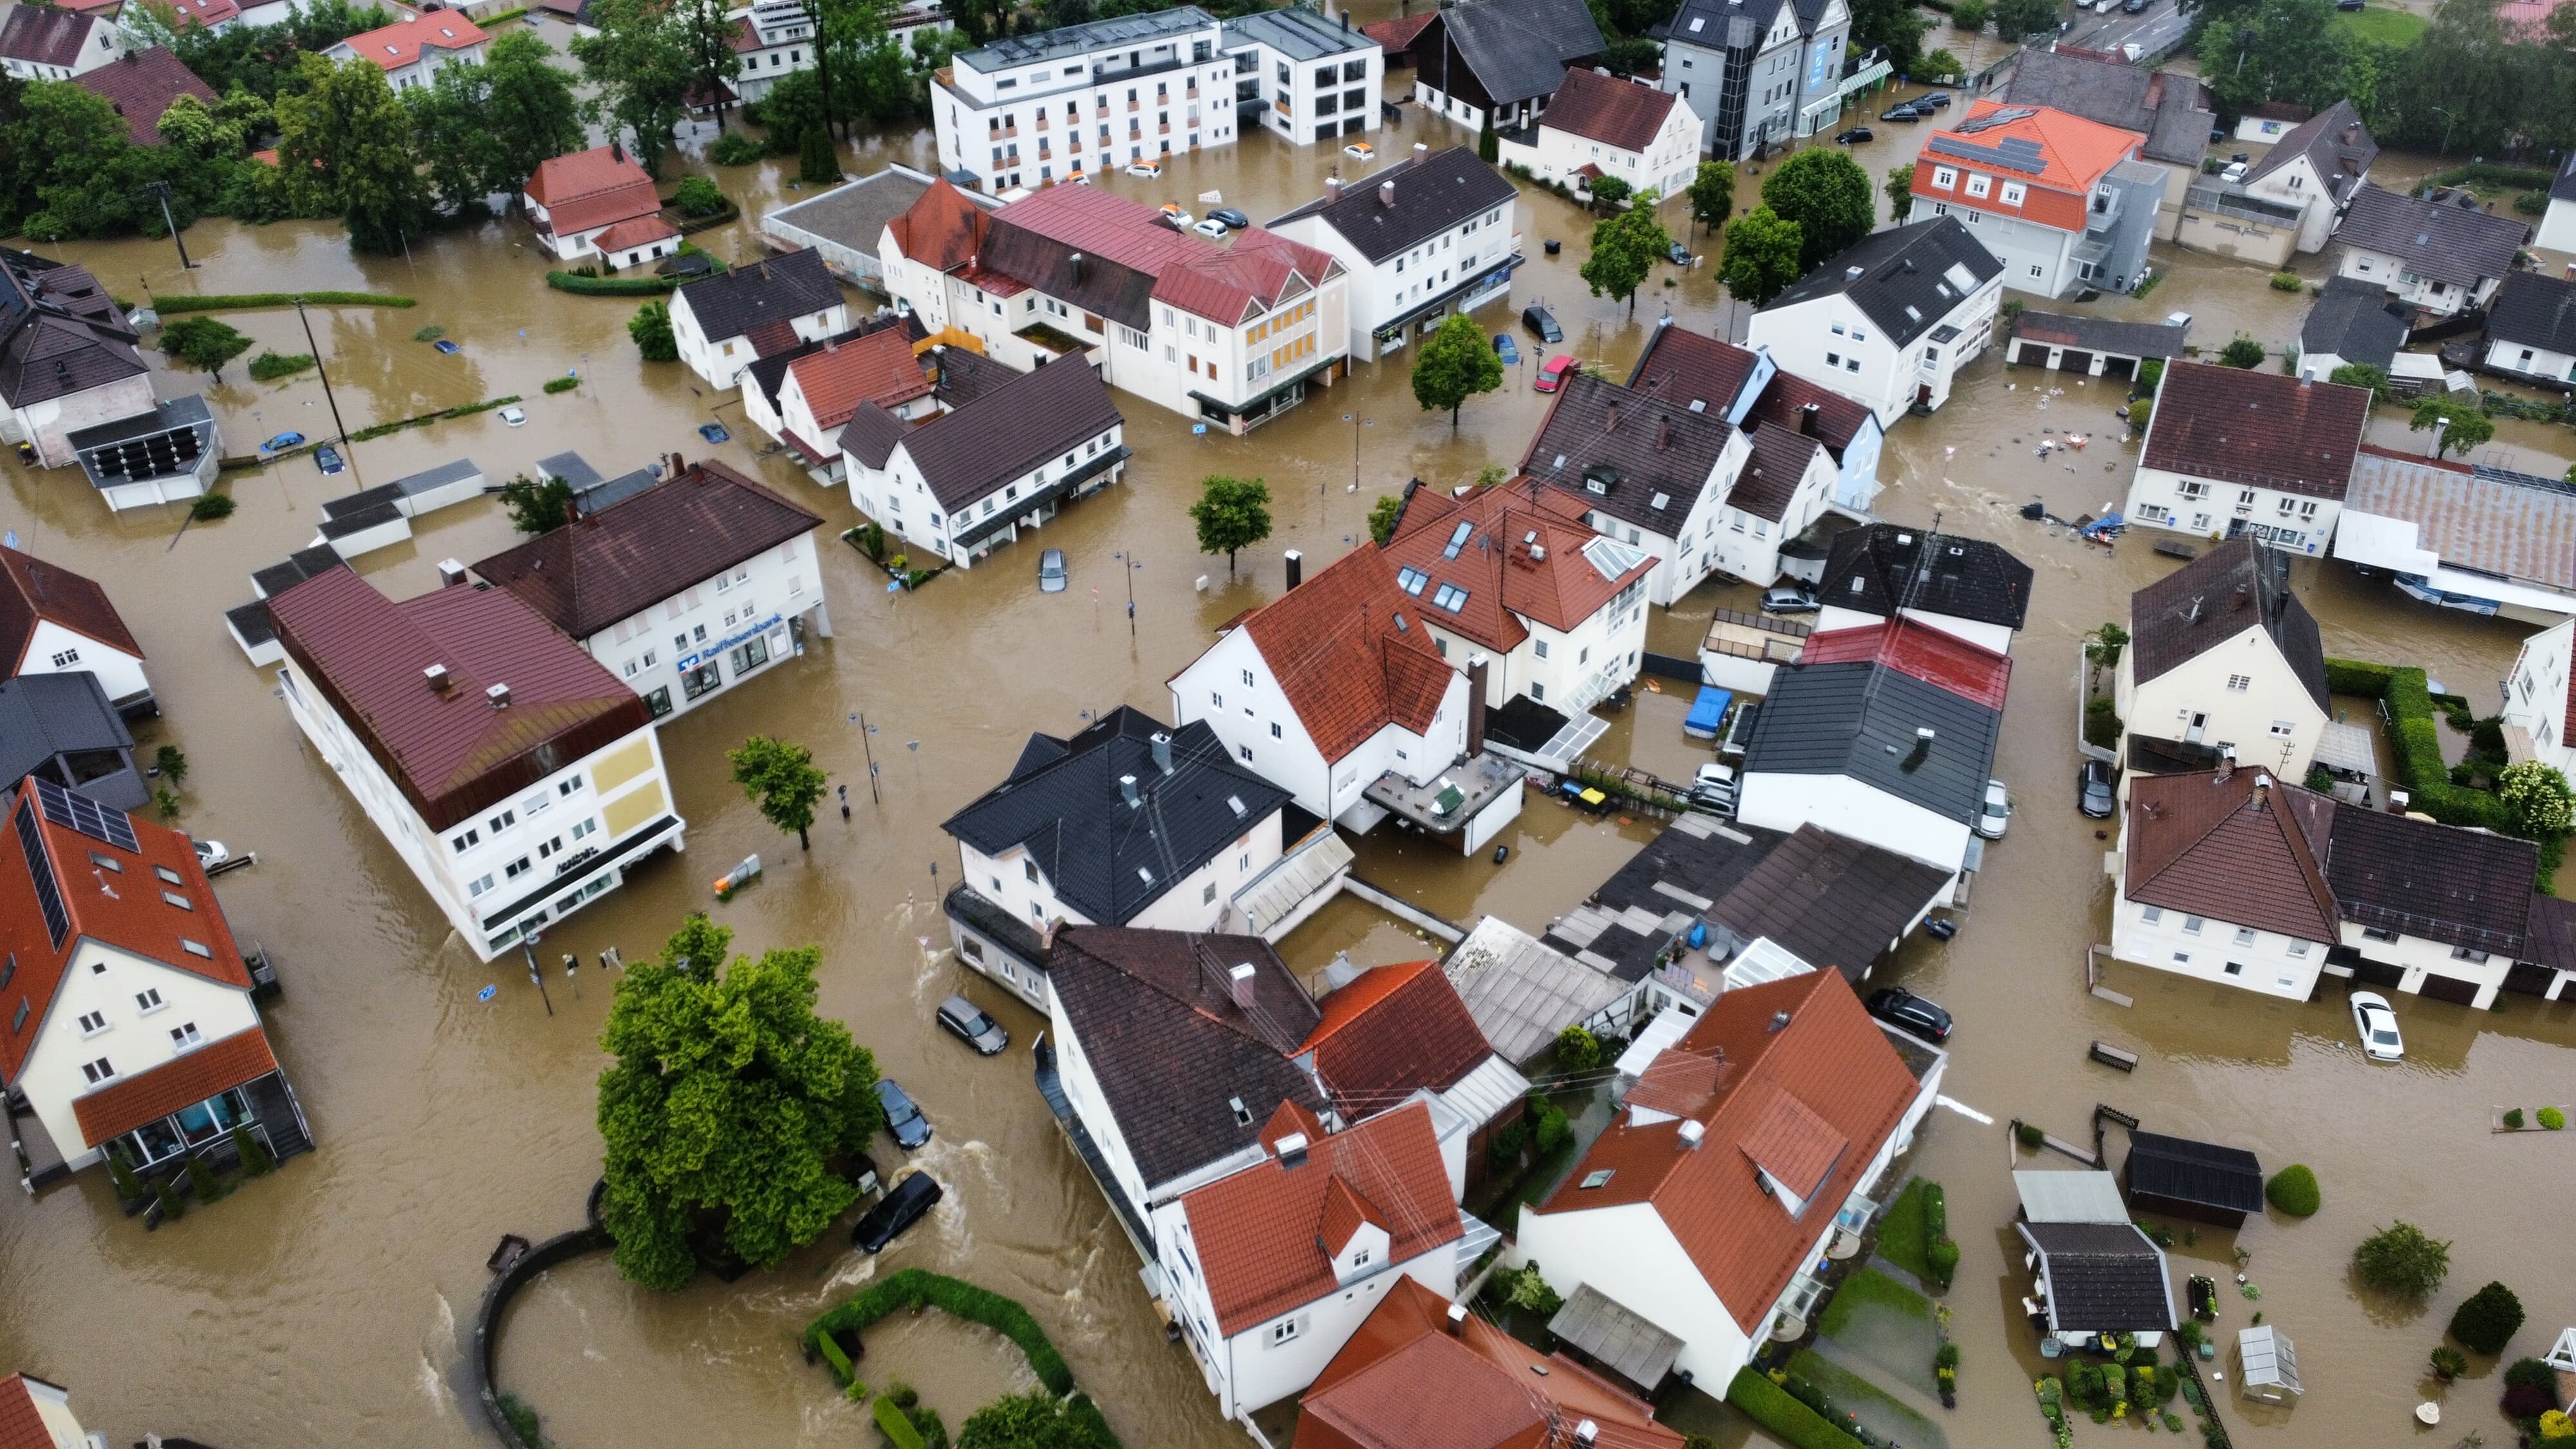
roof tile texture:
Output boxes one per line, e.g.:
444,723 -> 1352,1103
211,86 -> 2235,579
1303,959 -> 1493,1099
2139,361 -> 2370,499
1379,483 -> 1653,652
1798,617 -> 2012,709
784,327 -> 930,430
0,544 -> 142,673
525,145 -> 660,236
75,47 -> 218,147
1540,67 -> 1678,154
1911,102 -> 2144,230
1234,544 -> 1461,762
337,13 -> 488,71
72,1024 -> 276,1144
2123,769 -> 2342,943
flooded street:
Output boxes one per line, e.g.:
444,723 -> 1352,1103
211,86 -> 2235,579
5,70 -> 2575,1449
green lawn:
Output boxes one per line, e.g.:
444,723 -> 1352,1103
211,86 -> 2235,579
1790,1349 -> 1950,1449
1817,1269 -> 1941,1394
2331,5 -> 2426,46
1817,1267 -> 1931,1342
1873,1178 -> 1935,1282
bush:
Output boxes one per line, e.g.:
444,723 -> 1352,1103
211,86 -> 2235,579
816,1327 -> 856,1386
1936,1341 -> 1960,1370
183,1152 -> 221,1202
1950,0 -> 1988,26
152,1180 -> 182,1222
247,350 -> 317,381
2219,337 -> 2265,369
189,493 -> 236,521
672,174 -> 727,217
873,1396 -> 927,1449
495,1391 -> 559,1449
2516,189 -> 2551,216
2450,1281 -> 2526,1355
2329,659 -> 2515,832
1502,1261 -> 1564,1316
2016,1121 -> 2046,1149
1487,1118 -> 1531,1170
106,1148 -> 142,1201
231,1124 -> 271,1176
413,323 -> 446,342
809,1270 -> 1074,1396
1919,47 -> 1960,78
2083,697 -> 2121,750
1727,1367 -> 1867,1449
2264,1164 -> 2319,1217
2507,1379 -> 2559,1418
546,270 -> 681,296
2431,1344 -> 2469,1379
153,290 -> 415,313
2505,1108 -> 2526,1129
1530,1094 -> 1572,1155
630,300 -> 679,361
2354,1221 -> 2452,1298
1926,1237 -> 1960,1287
2544,1106 -> 2567,1130
711,129 -> 764,165
1553,1024 -> 1602,1074
2267,271 -> 2302,292
544,375 -> 580,395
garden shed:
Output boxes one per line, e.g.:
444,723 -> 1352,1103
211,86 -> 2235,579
2235,1324 -> 2301,1402
2121,1130 -> 2265,1228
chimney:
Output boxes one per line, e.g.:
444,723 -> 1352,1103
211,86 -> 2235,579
1274,1131 -> 1310,1166
1150,730 -> 1174,775
672,451 -> 689,478
486,682 -> 511,710
1119,773 -> 1141,807
1467,654 -> 1490,753
1414,142 -> 1429,166
1768,1009 -> 1792,1032
437,557 -> 468,588
1069,251 -> 1084,283
1799,401 -> 1821,437
1379,179 -> 1396,207
2217,746 -> 2236,783
2232,583 -> 2249,610
1444,1302 -> 1469,1336
1324,176 -> 1343,202
1283,548 -> 1303,589
824,336 -> 838,353
1604,402 -> 1619,433
1656,415 -> 1671,451
1678,1119 -> 1706,1150
1574,1422 -> 1600,1448
424,663 -> 451,693
1229,961 -> 1258,1009
611,141 -> 625,164
1341,6 -> 1349,25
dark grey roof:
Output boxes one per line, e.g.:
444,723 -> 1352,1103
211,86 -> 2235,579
672,247 -> 844,344
2123,1130 -> 2263,1213
574,466 -> 661,514
1654,0 -> 1786,50
1819,524 -> 2034,630
2334,184 -> 2527,290
1998,48 -> 2211,167
2129,536 -> 2329,712
899,356 -> 1122,512
1520,372 -> 1738,536
68,393 -> 213,491
1544,814 -> 1785,981
978,216 -> 1161,332
959,5 -> 1214,71
763,164 -> 942,258
1269,147 -> 1519,265
835,345 -> 1018,471
2487,270 -> 2576,355
2324,805 -> 2535,956
2243,99 -> 2375,204
532,450 -> 605,490
1045,923 -> 1327,1191
2020,1221 -> 2174,1332
1760,217 -> 2003,348
1222,6 -> 1371,59
0,673 -> 141,810
1709,824 -> 1951,981
249,544 -> 344,600
388,457 -> 482,497
2524,892 -> 2576,974
941,707 -> 1290,927
2298,274 -> 2409,372
2555,151 -> 2576,205
1439,0 -> 1604,106
0,252 -> 146,410
1741,659 -> 2001,825
2007,309 -> 2190,361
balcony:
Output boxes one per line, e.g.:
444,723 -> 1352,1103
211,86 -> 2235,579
1035,113 -> 1050,130
2083,189 -> 2121,234
1159,122 -> 1170,134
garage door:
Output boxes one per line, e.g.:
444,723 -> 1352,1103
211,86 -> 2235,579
2056,349 -> 2094,375
2418,973 -> 2483,1005
2012,340 -> 2050,366
2101,356 -> 2136,382
2503,961 -> 2557,996
2348,958 -> 2405,989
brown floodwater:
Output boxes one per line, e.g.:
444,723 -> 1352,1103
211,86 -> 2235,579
4,70 -> 2573,1449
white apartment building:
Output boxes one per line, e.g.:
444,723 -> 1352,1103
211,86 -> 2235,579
1747,215 -> 2004,426
2118,363 -> 2369,556
1909,102 -> 2161,300
265,566 -> 684,961
324,12 -> 486,91
1495,67 -> 1698,207
725,0 -> 816,102
668,247 -> 852,391
933,8 -> 1236,193
1266,145 -> 1521,361
1224,6 -> 1382,148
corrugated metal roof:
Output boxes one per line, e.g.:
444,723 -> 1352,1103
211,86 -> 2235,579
2014,1169 -> 2130,1223
2344,448 -> 2576,592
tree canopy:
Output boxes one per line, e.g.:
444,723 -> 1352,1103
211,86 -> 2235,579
499,473 -> 576,533
161,317 -> 253,380
1189,475 -> 1273,575
730,735 -> 829,850
1989,0 -> 2061,41
2353,1220 -> 2450,1298
1761,150 -> 1873,272
1849,0 -> 1928,72
1687,160 -> 1735,235
1718,206 -> 1804,307
630,300 -> 679,361
2199,0 -> 2376,118
956,1391 -> 1103,1449
1884,162 -> 1917,223
274,53 -> 429,252
1367,493 -> 1405,547
597,914 -> 885,1291
678,0 -> 746,129
406,30 -> 584,214
1580,190 -> 1671,316
1410,313 -> 1504,428
574,0 -> 693,175
2410,395 -> 2494,459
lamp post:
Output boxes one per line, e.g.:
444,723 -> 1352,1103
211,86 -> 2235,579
2430,106 -> 2457,155
144,181 -> 191,271
1115,551 -> 1139,637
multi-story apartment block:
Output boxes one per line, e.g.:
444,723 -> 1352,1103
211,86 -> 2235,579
1653,0 -> 1854,159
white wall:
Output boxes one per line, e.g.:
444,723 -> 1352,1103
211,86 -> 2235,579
2502,618 -> 2576,778
19,938 -> 263,1168
2114,625 -> 2327,779
581,534 -> 822,721
2238,153 -> 2344,254
1510,1199 -> 1757,1390
670,289 -> 850,392
1171,626 -> 1337,817
1747,275 -> 2000,427
2337,247 -> 2498,317
1272,191 -> 1518,361
1916,193 -> 2077,299
2119,463 -> 2336,556
1240,38 -> 1382,149
15,618 -> 149,708
1814,602 -> 2015,656
8,374 -> 158,469
2485,336 -> 2576,386
1500,92 -> 1700,207
934,30 -> 1239,191
2538,197 -> 2576,254
2337,920 -> 2514,1009
1737,769 -> 1970,876
2108,889 -> 2327,999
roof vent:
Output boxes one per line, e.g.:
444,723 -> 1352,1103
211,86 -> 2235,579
1575,1422 -> 1600,1447
1529,542 -> 1546,562
1068,251 -> 1085,283
1678,1119 -> 1706,1150
1444,1302 -> 1469,1336
1414,142 -> 1430,165
424,663 -> 451,692
1768,1009 -> 1792,1032
1379,180 -> 1396,207
1150,730 -> 1174,775
1324,176 -> 1343,202
1845,265 -> 1864,280
1274,1130 -> 1309,1165
1229,961 -> 1258,1009
1119,773 -> 1141,807
1917,726 -> 1936,740
486,682 -> 511,710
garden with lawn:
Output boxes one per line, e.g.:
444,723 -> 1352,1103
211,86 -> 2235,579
1815,1269 -> 1943,1396
2330,4 -> 2426,45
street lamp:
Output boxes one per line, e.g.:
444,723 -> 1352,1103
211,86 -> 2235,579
1113,550 -> 1140,637
2430,106 -> 2458,155
1342,411 -> 1370,499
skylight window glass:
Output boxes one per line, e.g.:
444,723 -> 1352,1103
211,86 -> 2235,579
1431,583 -> 1469,612
1442,520 -> 1474,559
1396,565 -> 1428,595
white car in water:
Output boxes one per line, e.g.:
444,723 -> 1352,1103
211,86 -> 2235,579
2350,990 -> 2404,1061
1977,779 -> 2012,839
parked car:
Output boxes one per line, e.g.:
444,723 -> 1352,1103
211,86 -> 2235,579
1535,354 -> 1577,392
2123,0 -> 2148,12
1492,333 -> 1520,366
851,1169 -> 943,1253
1209,207 -> 1249,229
191,838 -> 231,869
260,431 -> 305,453
1881,102 -> 1923,122
498,406 -> 527,427
936,994 -> 1009,1054
2078,759 -> 2117,819
1866,987 -> 1953,1041
2350,990 -> 2404,1061
1918,91 -> 1953,109
1978,779 -> 2012,839
876,1077 -> 931,1149
1523,305 -> 1563,343
1160,203 -> 1194,226
1191,216 -> 1227,238
1835,126 -> 1874,144
1037,547 -> 1068,594
1759,585 -> 1819,614
1666,241 -> 1692,265
1690,762 -> 1738,811
314,444 -> 345,475
2221,161 -> 2249,184
1719,700 -> 1760,759
1125,160 -> 1162,178
1344,140 -> 1376,161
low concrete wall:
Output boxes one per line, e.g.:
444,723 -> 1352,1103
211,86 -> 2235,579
466,1207 -> 614,1447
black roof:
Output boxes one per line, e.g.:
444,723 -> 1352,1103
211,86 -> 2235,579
1269,147 -> 1518,265
2334,184 -> 2527,290
2555,151 -> 2576,205
1546,814 -> 1783,981
1437,0 -> 1604,106
2021,1221 -> 2174,1332
1656,0 -> 1785,47
2487,270 -> 2576,355
1045,925 -> 1327,1191
900,355 -> 1123,512
2242,100 -> 2376,205
251,544 -> 345,600
1819,524 -> 2033,630
2007,309 -> 2191,361
2324,805 -> 2536,957
2298,275 -> 2409,372
1520,371 -> 1738,536
1709,824 -> 1951,980
940,706 -> 1288,927
672,247 -> 844,343
0,673 -> 135,797
1998,47 -> 2211,167
2129,537 -> 2329,712
0,251 -> 146,410
1741,660 -> 2001,825
1759,217 -> 2003,349
2123,1130 -> 2263,1213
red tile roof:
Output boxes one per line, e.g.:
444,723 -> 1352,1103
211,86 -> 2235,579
1320,1174 -> 1387,1254
1359,12 -> 1436,52
0,545 -> 142,676
888,178 -> 993,271
1529,971 -> 1926,1333
167,0 -> 242,26
1799,617 -> 2012,710
990,184 -> 1341,325
1382,484 -> 1653,651
72,1025 -> 276,1146
0,7 -> 104,68
1303,960 -> 1495,1102
1231,544 -> 1463,763
1622,1048 -> 1727,1120
0,776 -> 256,1083
524,144 -> 659,236
75,47 -> 218,147
336,12 -> 488,71
0,1375 -> 69,1449
592,214 -> 680,253
1540,67 -> 1680,155
1912,102 -> 2145,231
2139,361 -> 2371,499
1182,1101 -> 1462,1336
265,566 -> 652,832
2124,768 -> 2340,943
784,326 -> 931,430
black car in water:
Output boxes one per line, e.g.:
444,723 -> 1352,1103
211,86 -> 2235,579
852,1170 -> 942,1253
1835,126 -> 1874,144
876,1077 -> 931,1149
1866,987 -> 1953,1042
1208,207 -> 1251,229
1523,305 -> 1564,343
2078,759 -> 2117,819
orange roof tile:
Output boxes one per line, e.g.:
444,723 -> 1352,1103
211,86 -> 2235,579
337,12 -> 487,71
784,327 -> 930,430
72,1025 -> 276,1146
524,144 -> 660,235
1622,1048 -> 1726,1120
592,214 -> 680,252
1233,545 -> 1463,763
1799,617 -> 2012,710
1383,484 -> 1652,652
1303,960 -> 1494,1101
1911,101 -> 2144,232
1320,1174 -> 1388,1254
888,178 -> 992,272
0,1375 -> 68,1449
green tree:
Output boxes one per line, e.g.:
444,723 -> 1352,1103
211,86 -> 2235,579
1990,0 -> 2060,39
2498,760 -> 2575,838
1189,475 -> 1273,576
730,735 -> 829,850
2327,362 -> 2387,401
1587,173 -> 1634,209
597,914 -> 884,1290
799,123 -> 840,184
1950,0 -> 1989,28
1411,313 -> 1505,428
1718,205 -> 1804,307
273,53 -> 428,253
2448,1281 -> 2524,1356
1367,493 -> 1405,547
5,81 -> 188,241
2218,336 -> 2266,368
1602,37 -> 1663,77
630,300 -> 679,361
499,473 -> 576,533
480,30 -> 587,204
1885,162 -> 1917,222
673,173 -> 726,216
678,0 -> 746,129
574,0 -> 692,175
956,1390 -> 1094,1449
2410,395 -> 2494,459
2199,0 -> 2371,118
1580,189 -> 1671,316
1920,46 -> 1961,78
1554,1024 -> 1602,1073
161,317 -> 252,381
1687,159 -> 1735,236
2353,1221 -> 2451,1298
1850,0 -> 1928,72
1761,149 -> 1873,270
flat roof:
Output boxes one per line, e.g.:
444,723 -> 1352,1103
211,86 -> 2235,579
958,6 -> 1215,71
1223,6 -> 1372,59
2342,448 -> 2576,593
2015,1170 -> 2129,1224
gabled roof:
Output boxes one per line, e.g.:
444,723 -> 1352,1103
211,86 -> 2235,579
593,214 -> 680,253
75,47 -> 218,147
1762,216 -> 2004,347
1303,959 -> 1495,1101
167,0 -> 243,26
1741,365 -> 1873,456
985,184 -> 1341,327
1519,371 -> 1741,536
2009,309 -> 2191,361
1742,655 -> 2002,825
525,144 -> 659,234
1180,1100 -> 1462,1336
2298,274 -> 2409,372
1530,971 -> 1926,1332
1915,101 -> 2144,219
1539,67 -> 1678,155
2018,1220 -> 2174,1332
1046,925 -> 1325,1191
2123,769 -> 2340,943
0,545 -> 142,674
896,354 -> 1123,511
1626,323 -> 1758,416
886,177 -> 994,271
2128,535 -> 2329,710
2139,361 -> 2370,501
2555,150 -> 2576,205
1548,813 -> 1783,982
1268,147 -> 1518,266
1797,617 -> 2012,710
1656,0 -> 1790,48
674,247 -> 843,345
0,6 -> 104,67
1433,0 -> 1604,107
2487,269 -> 2576,355
2324,804 -> 2535,956
0,253 -> 146,410
1379,482 -> 1653,654
1358,12 -> 1436,52
1733,417 -> 1830,523
940,708 -> 1289,926
1227,544 -> 1461,763
334,12 -> 488,70
73,1022 -> 277,1144
782,326 -> 930,430
1709,824 -> 1953,981
2523,891 -> 2576,974
0,1376 -> 71,1449
2244,99 -> 2375,202
469,459 -> 822,639
1997,48 -> 2212,167
2334,183 -> 2528,289
0,674 -> 134,803
265,566 -> 650,832
1819,524 -> 2034,631
2123,1130 -> 2263,1213
0,775 -> 256,1083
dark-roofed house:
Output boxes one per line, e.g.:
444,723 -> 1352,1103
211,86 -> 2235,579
0,250 -> 157,472
2005,310 -> 2190,383
2123,1130 -> 2264,1228
1817,522 -> 2034,654
1652,0 -> 1857,162
1705,824 -> 1954,981
265,565 -> 681,961
1518,370 -> 1772,604
0,545 -> 153,721
0,5 -> 125,80
2236,100 -> 2376,255
74,47 -> 217,146
2295,274 -> 2411,383
1267,146 -> 1522,362
2014,1220 -> 2176,1342
2539,150 -> 2576,254
669,247 -> 851,390
0,673 -> 145,810
1403,0 -> 1604,134
2482,270 -> 2576,388
1629,319 -> 1889,518
2334,182 -> 2529,319
1544,811 -> 1785,1001
2117,535 -> 2331,780
2120,360 -> 2371,556
851,349 -> 1127,569
1495,67 -> 1699,207
1747,216 -> 2006,425
470,458 -> 826,722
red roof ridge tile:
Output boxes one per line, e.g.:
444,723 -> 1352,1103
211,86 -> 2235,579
1799,616 -> 2012,710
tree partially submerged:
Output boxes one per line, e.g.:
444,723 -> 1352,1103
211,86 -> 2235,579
1718,206 -> 1804,308
1189,475 -> 1272,576
1580,189 -> 1671,316
730,735 -> 829,850
1410,313 -> 1504,428
1761,149 -> 1873,271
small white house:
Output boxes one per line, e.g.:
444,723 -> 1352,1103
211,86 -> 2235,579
1265,146 -> 1521,363
324,12 -> 486,91
2333,182 -> 2528,319
1493,66 -> 1697,205
2116,535 -> 2331,781
670,247 -> 852,390
1747,216 -> 2004,427
2483,271 -> 2576,387
1815,524 -> 2033,656
2505,615 -> 2576,777
0,546 -> 154,719
521,145 -> 665,264
2235,100 -> 2375,256
0,6 -> 125,80
2117,362 -> 2370,555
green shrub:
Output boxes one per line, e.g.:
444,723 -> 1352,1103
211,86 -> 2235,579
809,1269 -> 1075,1396
1935,1341 -> 1960,1370
546,270 -> 680,295
189,493 -> 236,521
2268,272 -> 2302,292
106,1148 -> 142,1201
2331,659 -> 2515,832
495,1390 -> 560,1449
1926,1237 -> 1960,1287
2515,189 -> 2550,216
2508,1356 -> 2559,1390
2505,1108 -> 2526,1129
817,1328 -> 855,1386
1487,1118 -> 1531,1170
873,1396 -> 927,1449
247,349 -> 317,381
152,1180 -> 183,1221
1553,1024 -> 1602,1074
544,375 -> 580,395
2016,1121 -> 2046,1149
2219,337 -> 2265,369
1502,1261 -> 1564,1316
155,290 -> 413,313
413,323 -> 446,342
1950,0 -> 1988,26
2449,1280 -> 2525,1355
711,129 -> 764,165
673,174 -> 728,217
2543,1106 -> 2567,1130
1727,1367 -> 1866,1449
184,1153 -> 221,1202
2354,1221 -> 2452,1298
2083,697 -> 2121,750
2264,1164 -> 2319,1217
2431,1344 -> 2468,1379
231,1124 -> 272,1176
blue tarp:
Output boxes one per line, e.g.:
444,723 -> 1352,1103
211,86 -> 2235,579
1683,685 -> 1732,739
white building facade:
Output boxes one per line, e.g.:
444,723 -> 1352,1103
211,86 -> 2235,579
932,8 -> 1238,193
1745,216 -> 2005,426
1265,148 -> 1522,363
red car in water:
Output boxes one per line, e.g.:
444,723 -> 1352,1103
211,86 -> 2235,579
1536,354 -> 1577,392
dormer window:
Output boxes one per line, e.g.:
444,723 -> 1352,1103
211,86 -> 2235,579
1965,175 -> 1991,200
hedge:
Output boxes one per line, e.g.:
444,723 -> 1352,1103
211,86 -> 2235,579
2425,162 -> 2557,191
2327,657 -> 2512,832
153,290 -> 415,313
345,393 -> 521,442
482,4 -> 530,19
546,270 -> 681,296
807,1269 -> 1075,1397
1727,1368 -> 1868,1449
871,1396 -> 925,1449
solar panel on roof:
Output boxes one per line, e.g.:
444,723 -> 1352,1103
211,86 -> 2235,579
14,801 -> 68,950
1927,133 -> 2047,176
34,777 -> 138,853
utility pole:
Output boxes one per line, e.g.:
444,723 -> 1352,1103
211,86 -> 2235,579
1116,551 -> 1138,637
295,298 -> 353,447
145,182 -> 191,271
858,712 -> 880,804
522,940 -> 554,1016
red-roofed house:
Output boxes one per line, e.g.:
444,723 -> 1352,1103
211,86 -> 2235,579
1511,969 -> 1942,1389
75,47 -> 218,147
165,0 -> 244,31
1911,100 -> 2161,298
0,6 -> 125,80
0,1373 -> 95,1447
521,144 -> 665,264
1496,67 -> 1698,206
746,326 -> 935,475
1153,1099 -> 1466,1418
0,775 -> 310,1190
325,12 -> 486,91
0,544 -> 155,720
1305,958 -> 1530,1197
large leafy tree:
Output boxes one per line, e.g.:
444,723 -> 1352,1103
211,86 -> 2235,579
481,31 -> 587,202
679,0 -> 746,129
1580,189 -> 1671,316
162,0 -> 396,99
729,735 -> 829,850
1189,475 -> 1273,576
574,0 -> 692,175
598,915 -> 886,1291
1687,159 -> 1734,236
161,317 -> 254,381
1884,162 -> 1917,222
630,300 -> 679,360
1718,205 -> 1804,307
274,53 -> 429,252
1849,0 -> 1927,73
2410,395 -> 2494,459
5,82 -> 183,240
1761,149 -> 1873,271
2199,0 -> 2371,118
1411,313 -> 1504,428
1989,0 -> 2061,42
